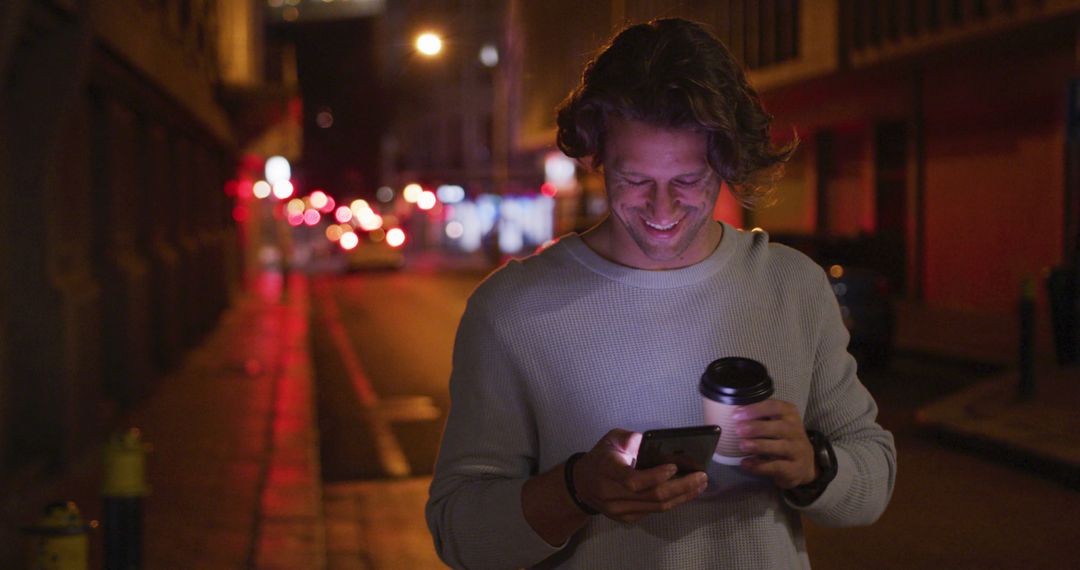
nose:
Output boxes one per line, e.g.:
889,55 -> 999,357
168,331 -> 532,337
649,184 -> 677,220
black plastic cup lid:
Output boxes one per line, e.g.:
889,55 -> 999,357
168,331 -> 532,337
699,357 -> 774,405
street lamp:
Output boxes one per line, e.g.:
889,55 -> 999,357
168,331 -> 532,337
415,32 -> 443,57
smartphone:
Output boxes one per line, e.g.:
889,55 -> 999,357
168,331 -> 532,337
635,425 -> 721,475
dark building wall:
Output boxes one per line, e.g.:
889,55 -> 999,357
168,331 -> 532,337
0,0 -> 238,524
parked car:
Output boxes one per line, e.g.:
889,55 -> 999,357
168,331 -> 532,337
772,233 -> 897,368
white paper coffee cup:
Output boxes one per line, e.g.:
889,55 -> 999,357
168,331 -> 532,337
699,357 -> 774,465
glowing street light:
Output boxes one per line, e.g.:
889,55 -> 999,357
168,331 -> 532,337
416,32 -> 443,56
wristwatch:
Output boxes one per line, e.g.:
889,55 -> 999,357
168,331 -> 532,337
784,430 -> 837,506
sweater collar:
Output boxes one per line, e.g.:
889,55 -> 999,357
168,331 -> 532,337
558,221 -> 740,289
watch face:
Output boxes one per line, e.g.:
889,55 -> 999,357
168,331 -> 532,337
785,431 -> 838,506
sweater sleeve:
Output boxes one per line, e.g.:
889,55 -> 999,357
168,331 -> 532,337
426,296 -> 564,569
788,267 -> 897,526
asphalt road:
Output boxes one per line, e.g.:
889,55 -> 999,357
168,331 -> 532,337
312,266 -> 1080,569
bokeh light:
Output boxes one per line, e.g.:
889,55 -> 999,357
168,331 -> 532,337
479,43 -> 499,67
286,198 -> 306,216
316,108 -> 333,129
326,224 -> 344,242
376,186 -> 394,203
272,180 -> 294,200
417,190 -> 437,210
403,183 -> 422,203
253,180 -> 272,199
436,184 -> 465,204
386,227 -> 406,247
265,156 -> 291,184
357,210 -> 384,231
445,220 -> 464,239
309,190 -> 329,210
339,231 -> 359,250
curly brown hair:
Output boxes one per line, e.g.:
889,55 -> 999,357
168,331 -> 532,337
555,18 -> 796,208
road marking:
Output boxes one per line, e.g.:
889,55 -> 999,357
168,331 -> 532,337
314,280 -> 441,479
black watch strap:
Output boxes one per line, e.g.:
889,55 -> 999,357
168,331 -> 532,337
784,430 -> 838,507
564,452 -> 599,515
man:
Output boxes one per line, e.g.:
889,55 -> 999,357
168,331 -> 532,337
426,18 -> 896,569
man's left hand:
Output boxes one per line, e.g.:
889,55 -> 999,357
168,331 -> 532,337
732,399 -> 817,489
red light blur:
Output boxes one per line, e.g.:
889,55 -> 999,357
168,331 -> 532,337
540,182 -> 558,197
303,209 -> 321,226
232,205 -> 249,223
224,180 -> 238,197
287,213 -> 304,226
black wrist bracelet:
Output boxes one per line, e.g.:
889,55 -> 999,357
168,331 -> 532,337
563,452 -> 599,515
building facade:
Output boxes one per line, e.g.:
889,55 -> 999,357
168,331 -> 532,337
508,0 -> 1079,336
0,0 -> 276,554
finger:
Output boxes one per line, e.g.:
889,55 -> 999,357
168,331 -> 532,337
625,471 -> 708,501
602,429 -> 643,456
739,437 -> 799,459
602,468 -> 704,502
605,478 -> 708,516
619,464 -> 679,493
599,429 -> 643,466
739,457 -> 807,489
736,417 -> 805,440
733,399 -> 799,421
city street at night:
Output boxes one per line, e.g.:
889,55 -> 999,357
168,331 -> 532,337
5,1 -> 1080,568
310,262 -> 1080,569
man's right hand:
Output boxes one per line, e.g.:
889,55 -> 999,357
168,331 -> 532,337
573,429 -> 709,524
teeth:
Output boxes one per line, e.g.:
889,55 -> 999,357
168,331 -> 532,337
645,219 -> 678,231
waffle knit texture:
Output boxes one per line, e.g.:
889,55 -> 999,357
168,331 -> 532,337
427,222 -> 897,569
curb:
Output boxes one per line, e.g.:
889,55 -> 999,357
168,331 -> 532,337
915,365 -> 1080,488
253,274 -> 328,569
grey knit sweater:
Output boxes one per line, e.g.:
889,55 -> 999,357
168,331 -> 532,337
427,222 -> 896,569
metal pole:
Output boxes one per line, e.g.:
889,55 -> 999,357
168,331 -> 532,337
1018,278 -> 1036,401
103,428 -> 150,570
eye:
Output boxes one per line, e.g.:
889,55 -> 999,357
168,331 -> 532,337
624,178 -> 650,187
674,177 -> 704,187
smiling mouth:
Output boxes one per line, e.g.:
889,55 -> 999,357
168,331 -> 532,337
644,218 -> 680,231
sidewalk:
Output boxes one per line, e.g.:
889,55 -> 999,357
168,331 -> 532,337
897,299 -> 1080,487
16,271 -> 328,569
130,271 -> 325,569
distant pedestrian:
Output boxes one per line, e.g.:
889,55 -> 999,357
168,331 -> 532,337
427,17 -> 896,569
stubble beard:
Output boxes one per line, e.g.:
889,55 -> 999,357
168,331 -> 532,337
617,205 -> 711,265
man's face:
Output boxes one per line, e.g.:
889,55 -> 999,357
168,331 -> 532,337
600,116 -> 722,270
